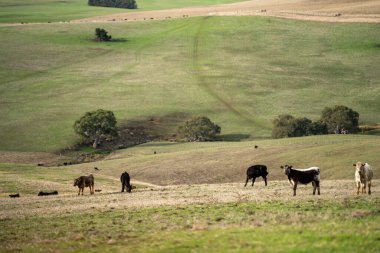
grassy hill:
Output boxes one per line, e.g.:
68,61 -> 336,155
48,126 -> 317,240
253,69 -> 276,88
0,0 -> 243,23
1,135 -> 379,194
0,16 -> 379,152
1,135 -> 379,252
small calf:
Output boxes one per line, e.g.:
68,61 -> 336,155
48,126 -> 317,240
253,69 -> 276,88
281,165 -> 320,196
38,191 -> 58,196
9,193 -> 20,198
244,164 -> 268,187
353,162 -> 373,195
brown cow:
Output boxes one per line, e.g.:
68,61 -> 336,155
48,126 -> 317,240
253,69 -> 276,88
73,174 -> 94,195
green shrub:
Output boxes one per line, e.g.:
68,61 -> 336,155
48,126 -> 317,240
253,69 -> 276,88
178,116 -> 221,142
95,28 -> 112,41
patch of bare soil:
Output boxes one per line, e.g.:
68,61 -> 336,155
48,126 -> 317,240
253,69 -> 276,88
1,180 -> 378,219
75,0 -> 380,23
0,151 -> 71,166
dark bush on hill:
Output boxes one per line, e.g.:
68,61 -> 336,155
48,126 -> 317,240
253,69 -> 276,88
178,116 -> 221,142
272,115 -> 327,138
95,28 -> 112,41
88,0 -> 137,9
320,105 -> 359,134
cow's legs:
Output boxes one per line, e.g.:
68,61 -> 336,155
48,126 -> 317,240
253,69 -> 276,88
122,182 -> 125,192
78,188 -> 80,196
244,177 -> 249,187
263,176 -> 267,186
356,181 -> 360,195
368,181 -> 372,195
315,181 -> 320,195
312,181 -> 316,195
362,183 -> 366,194
293,182 -> 298,196
251,177 -> 256,187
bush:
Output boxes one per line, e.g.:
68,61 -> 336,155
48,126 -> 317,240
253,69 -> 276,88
88,0 -> 137,9
272,115 -> 327,139
178,116 -> 221,142
320,105 -> 359,134
95,28 -> 112,41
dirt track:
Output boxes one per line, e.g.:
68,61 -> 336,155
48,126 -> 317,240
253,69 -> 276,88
75,0 -> 380,23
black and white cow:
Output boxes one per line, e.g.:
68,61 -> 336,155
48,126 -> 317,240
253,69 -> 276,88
244,164 -> 268,187
281,165 -> 320,196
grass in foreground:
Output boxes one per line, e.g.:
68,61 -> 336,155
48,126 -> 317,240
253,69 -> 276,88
1,197 -> 379,252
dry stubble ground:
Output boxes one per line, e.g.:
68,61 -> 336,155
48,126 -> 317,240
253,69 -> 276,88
1,180 -> 378,220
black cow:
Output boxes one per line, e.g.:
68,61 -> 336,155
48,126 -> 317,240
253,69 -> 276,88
281,165 -> 320,196
120,171 -> 132,193
244,164 -> 268,187
38,191 -> 58,196
9,193 -> 20,198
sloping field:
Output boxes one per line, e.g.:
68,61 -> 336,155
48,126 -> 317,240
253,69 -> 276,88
0,17 -> 379,152
1,135 -> 379,195
77,0 -> 380,23
0,0 -> 243,23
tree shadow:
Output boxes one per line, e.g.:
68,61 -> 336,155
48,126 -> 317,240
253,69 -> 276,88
219,134 -> 251,142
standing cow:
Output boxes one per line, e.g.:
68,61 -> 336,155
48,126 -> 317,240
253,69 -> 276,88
244,164 -> 268,187
281,165 -> 320,196
120,171 -> 132,193
353,162 -> 373,195
73,174 -> 94,195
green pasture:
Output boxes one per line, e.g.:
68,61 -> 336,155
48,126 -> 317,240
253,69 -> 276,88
0,0 -> 242,23
0,17 -> 379,152
1,197 -> 379,252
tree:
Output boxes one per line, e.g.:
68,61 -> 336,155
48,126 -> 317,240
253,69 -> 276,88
320,105 -> 359,134
271,114 -> 295,138
178,116 -> 221,142
95,28 -> 112,42
74,109 -> 118,148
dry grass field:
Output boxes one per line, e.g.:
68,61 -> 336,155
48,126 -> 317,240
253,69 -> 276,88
76,0 -> 380,23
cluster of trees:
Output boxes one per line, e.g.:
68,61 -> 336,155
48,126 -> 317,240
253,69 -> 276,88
272,105 -> 359,139
88,0 -> 137,9
74,105 -> 359,148
74,110 -> 221,149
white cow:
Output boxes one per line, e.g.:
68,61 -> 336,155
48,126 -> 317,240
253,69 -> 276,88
353,162 -> 373,195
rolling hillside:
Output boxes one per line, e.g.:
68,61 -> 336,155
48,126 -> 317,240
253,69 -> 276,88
0,16 -> 379,152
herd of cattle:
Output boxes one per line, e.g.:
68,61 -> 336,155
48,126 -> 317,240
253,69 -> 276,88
8,161 -> 374,198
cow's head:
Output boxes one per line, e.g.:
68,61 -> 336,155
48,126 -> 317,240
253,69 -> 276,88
353,162 -> 365,175
127,184 -> 132,193
281,165 -> 292,176
73,178 -> 80,187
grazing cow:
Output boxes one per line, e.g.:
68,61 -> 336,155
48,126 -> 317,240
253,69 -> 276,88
120,171 -> 132,193
353,162 -> 373,195
38,191 -> 58,196
244,165 -> 268,187
281,165 -> 320,196
73,174 -> 94,195
9,193 -> 20,198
